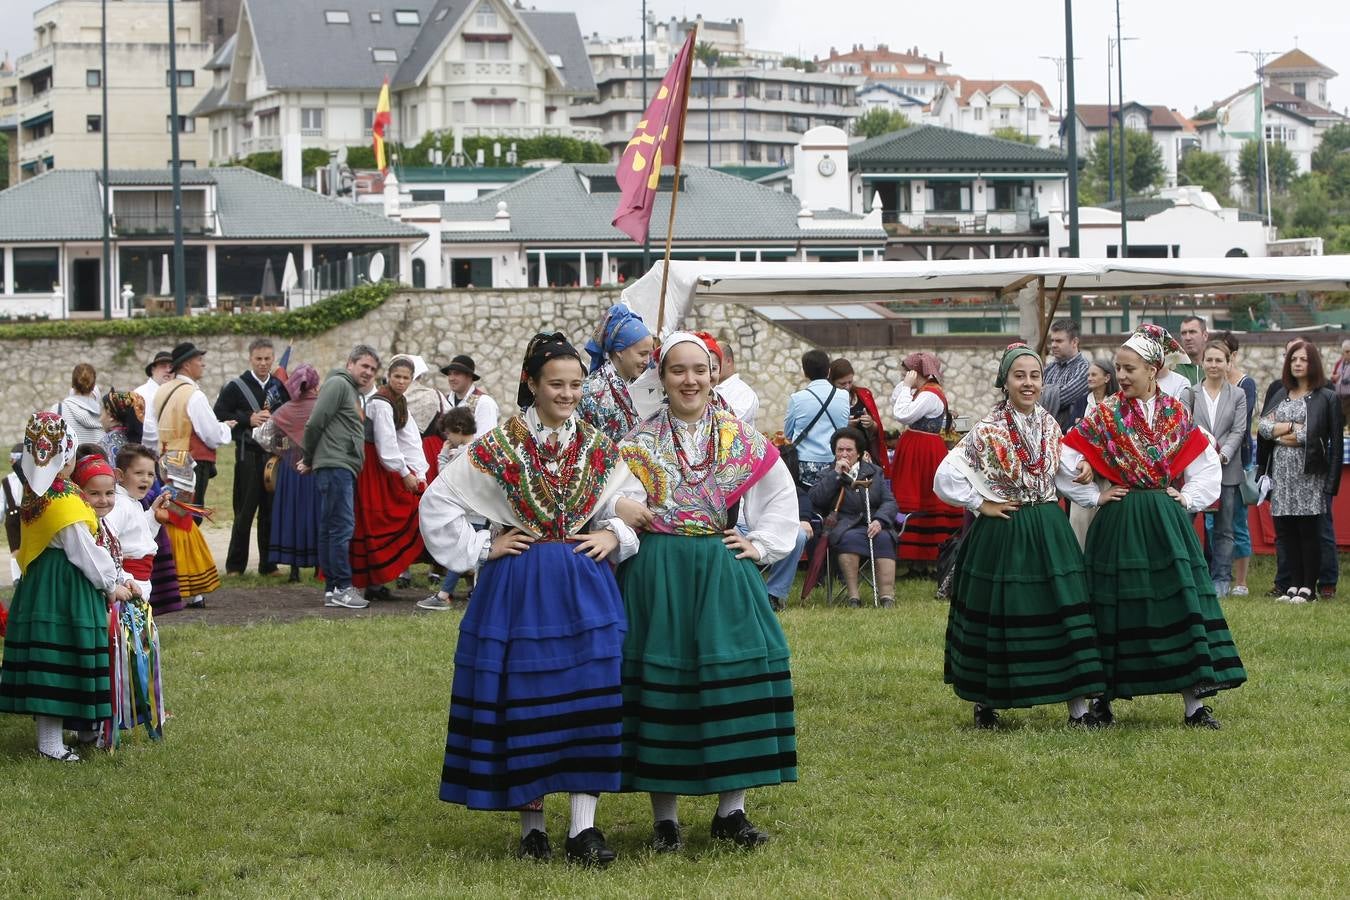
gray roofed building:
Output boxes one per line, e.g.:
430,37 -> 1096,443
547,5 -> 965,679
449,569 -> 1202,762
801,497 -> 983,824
516,11 -> 597,95
851,125 -> 1069,169
392,1 -> 475,89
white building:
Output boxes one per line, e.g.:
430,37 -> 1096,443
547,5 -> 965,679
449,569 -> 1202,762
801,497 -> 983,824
1064,103 -> 1196,188
195,0 -> 599,164
856,83 -> 927,118
7,0 -> 212,182
817,45 -> 954,103
929,79 -> 1057,148
1047,187 -> 1271,260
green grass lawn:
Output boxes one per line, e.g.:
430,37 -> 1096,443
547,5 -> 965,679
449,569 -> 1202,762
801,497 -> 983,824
1,558 -> 1348,897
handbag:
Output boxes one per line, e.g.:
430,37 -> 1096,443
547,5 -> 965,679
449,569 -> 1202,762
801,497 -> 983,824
781,387 -> 839,485
1239,465 -> 1260,505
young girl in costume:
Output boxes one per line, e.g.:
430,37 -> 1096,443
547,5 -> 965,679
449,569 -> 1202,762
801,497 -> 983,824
158,451 -> 220,609
617,332 -> 799,852
419,332 -> 646,866
934,343 -> 1123,729
1062,324 -> 1247,728
0,413 -> 131,761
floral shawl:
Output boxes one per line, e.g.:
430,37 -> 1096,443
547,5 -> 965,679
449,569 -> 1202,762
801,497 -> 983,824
1063,392 -> 1208,488
957,402 -> 1061,503
620,405 -> 779,536
578,361 -> 641,442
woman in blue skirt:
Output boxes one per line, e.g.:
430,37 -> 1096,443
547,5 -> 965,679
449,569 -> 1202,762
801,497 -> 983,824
258,365 -> 322,578
419,332 -> 646,866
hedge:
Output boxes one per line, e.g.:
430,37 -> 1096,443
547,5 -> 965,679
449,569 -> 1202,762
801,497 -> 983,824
0,281 -> 397,342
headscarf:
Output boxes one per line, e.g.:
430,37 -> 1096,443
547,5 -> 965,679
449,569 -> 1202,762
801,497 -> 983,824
391,354 -> 443,429
104,390 -> 144,424
585,304 -> 652,373
902,352 -> 942,382
995,342 -> 1041,390
274,364 -> 320,447
21,411 -> 76,496
388,353 -> 429,381
1122,323 -> 1179,370
71,453 -> 116,487
284,363 -> 320,401
518,332 -> 584,409
692,331 -> 724,365
654,331 -> 713,375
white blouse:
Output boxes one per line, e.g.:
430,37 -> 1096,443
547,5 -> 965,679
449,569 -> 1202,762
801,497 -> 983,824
48,523 -> 121,595
892,384 -> 946,426
368,397 -> 428,479
106,487 -> 161,559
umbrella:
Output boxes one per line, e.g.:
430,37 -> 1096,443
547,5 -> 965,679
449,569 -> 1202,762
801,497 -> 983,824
160,253 -> 170,295
800,484 -> 847,599
281,252 -> 298,293
145,256 -> 155,296
260,257 -> 278,298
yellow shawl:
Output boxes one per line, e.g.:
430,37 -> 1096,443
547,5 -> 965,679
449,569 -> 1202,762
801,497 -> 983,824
17,486 -> 97,573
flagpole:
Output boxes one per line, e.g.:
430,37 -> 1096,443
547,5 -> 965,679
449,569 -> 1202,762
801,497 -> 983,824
655,32 -> 699,337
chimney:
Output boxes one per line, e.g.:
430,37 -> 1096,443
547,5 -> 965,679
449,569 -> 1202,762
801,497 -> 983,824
939,50 -> 944,63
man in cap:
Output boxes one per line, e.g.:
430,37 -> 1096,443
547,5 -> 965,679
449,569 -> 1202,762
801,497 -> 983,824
441,354 -> 499,437
154,342 -> 234,513
135,349 -> 173,449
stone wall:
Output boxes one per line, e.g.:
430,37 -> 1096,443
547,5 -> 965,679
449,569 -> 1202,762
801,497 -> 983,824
0,287 -> 1339,444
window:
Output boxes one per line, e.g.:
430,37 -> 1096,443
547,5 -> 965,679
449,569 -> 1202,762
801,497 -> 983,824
474,2 -> 498,28
973,107 -> 983,121
86,69 -> 101,87
166,69 -> 195,87
925,182 -> 971,212
451,100 -> 466,122
86,114 -> 101,133
1293,81 -> 1306,99
991,180 -> 1031,211
372,48 -> 398,63
1027,107 -> 1037,122
411,189 -> 446,202
362,107 -> 376,135
14,248 -> 60,293
548,53 -> 564,68
393,9 -> 420,25
217,16 -> 224,34
166,115 -> 196,133
369,11 -> 381,22
324,10 -> 350,24
301,107 -> 324,134
465,38 -> 509,60
1265,124 -> 1298,144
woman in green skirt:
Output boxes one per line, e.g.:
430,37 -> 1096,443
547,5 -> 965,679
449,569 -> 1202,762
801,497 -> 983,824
618,332 -> 799,852
935,343 -> 1124,729
0,412 -> 132,761
1062,324 -> 1248,728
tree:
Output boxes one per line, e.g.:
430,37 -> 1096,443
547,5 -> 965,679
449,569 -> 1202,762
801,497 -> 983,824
1176,149 -> 1233,204
1081,130 -> 1165,199
694,41 -> 720,68
780,56 -> 817,73
990,126 -> 1038,146
852,107 -> 912,139
1285,172 -> 1332,233
1311,123 -> 1350,173
1239,139 -> 1297,198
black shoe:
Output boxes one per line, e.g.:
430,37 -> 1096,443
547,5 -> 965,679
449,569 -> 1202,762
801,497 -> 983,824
710,809 -> 769,848
847,597 -> 862,608
225,569 -> 245,577
973,704 -> 1000,730
1068,712 -> 1103,729
1091,698 -> 1114,726
564,827 -> 616,867
187,596 -> 207,609
395,574 -> 412,589
364,585 -> 393,602
287,568 -> 301,584
517,828 -> 551,861
1184,706 -> 1222,729
880,596 -> 895,608
651,819 -> 683,853
1266,586 -> 1288,598
769,595 -> 785,612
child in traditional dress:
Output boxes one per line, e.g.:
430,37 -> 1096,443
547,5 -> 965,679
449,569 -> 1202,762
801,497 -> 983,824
934,343 -> 1125,729
0,414 -> 131,761
1062,324 -> 1248,728
417,407 -> 479,611
110,444 -> 171,602
419,332 -> 646,865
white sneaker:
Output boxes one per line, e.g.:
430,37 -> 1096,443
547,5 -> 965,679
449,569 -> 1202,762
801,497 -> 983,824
416,593 -> 453,611
1230,585 -> 1249,596
323,589 -> 339,607
328,586 -> 370,609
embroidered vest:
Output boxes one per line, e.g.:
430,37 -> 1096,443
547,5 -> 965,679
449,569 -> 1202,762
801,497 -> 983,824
155,378 -> 216,462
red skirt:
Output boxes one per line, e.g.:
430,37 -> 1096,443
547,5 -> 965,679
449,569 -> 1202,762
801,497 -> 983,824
350,445 -> 426,588
890,429 -> 963,564
422,434 -> 445,483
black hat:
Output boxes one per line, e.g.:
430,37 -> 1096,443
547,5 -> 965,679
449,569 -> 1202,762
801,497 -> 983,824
440,354 -> 481,380
145,349 -> 174,377
170,342 -> 206,371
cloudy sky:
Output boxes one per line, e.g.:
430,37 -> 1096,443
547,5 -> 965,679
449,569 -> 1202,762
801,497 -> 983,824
3,0 -> 1347,117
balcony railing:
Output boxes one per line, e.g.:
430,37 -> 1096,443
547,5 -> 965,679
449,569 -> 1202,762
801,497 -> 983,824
111,212 -> 217,236
881,211 -> 1034,234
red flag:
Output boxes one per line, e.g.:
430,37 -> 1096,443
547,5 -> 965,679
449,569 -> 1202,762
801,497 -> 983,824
611,31 -> 697,244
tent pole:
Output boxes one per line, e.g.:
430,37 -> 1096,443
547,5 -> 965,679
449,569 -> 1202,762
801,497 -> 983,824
1037,276 -> 1067,355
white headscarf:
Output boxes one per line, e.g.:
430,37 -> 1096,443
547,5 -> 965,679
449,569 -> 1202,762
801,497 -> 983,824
22,411 -> 76,496
656,331 -> 713,384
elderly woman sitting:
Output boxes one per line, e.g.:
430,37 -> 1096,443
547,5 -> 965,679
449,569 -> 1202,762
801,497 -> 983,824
808,426 -> 899,607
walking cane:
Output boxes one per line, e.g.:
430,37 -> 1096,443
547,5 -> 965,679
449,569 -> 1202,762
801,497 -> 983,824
851,467 -> 880,608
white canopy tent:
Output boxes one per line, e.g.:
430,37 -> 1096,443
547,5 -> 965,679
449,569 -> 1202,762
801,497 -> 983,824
621,256 -> 1350,340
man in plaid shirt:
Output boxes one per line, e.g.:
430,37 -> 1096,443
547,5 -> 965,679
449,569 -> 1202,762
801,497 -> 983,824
1041,318 -> 1090,433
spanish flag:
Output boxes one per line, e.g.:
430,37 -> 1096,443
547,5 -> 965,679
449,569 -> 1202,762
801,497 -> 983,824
372,78 -> 392,173
611,31 -> 696,244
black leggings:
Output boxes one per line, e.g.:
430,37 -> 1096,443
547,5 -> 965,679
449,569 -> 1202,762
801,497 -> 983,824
1274,514 -> 1323,591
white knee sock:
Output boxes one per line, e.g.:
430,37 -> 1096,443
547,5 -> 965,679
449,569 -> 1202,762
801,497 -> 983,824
568,792 -> 598,838
1067,697 -> 1089,719
1181,689 -> 1204,717
35,715 -> 66,757
716,789 -> 747,818
651,792 -> 679,824
520,808 -> 546,838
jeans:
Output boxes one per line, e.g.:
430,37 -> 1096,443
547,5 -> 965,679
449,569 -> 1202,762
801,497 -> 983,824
1274,496 -> 1337,590
763,526 -> 810,601
1206,484 -> 1239,588
314,467 -> 355,590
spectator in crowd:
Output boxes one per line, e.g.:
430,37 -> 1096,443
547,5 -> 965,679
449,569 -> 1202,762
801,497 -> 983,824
155,343 -> 233,518
1175,315 -> 1208,386
1220,332 -> 1258,596
809,426 -> 898,607
256,364 -> 322,583
442,355 -> 499,437
98,391 -> 145,462
1257,340 -> 1343,603
829,357 -> 889,469
1041,319 -> 1091,433
785,349 -> 849,488
889,352 -> 962,571
136,350 -> 173,449
1331,338 -> 1350,425
716,342 -> 760,428
214,338 -> 290,577
60,363 -> 104,447
301,345 -> 379,610
1068,358 -> 1119,547
1180,340 -> 1248,598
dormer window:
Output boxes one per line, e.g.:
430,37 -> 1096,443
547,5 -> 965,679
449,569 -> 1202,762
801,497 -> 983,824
474,2 -> 498,28
369,11 -> 381,22
372,48 -> 398,63
324,10 -> 350,24
394,9 -> 420,25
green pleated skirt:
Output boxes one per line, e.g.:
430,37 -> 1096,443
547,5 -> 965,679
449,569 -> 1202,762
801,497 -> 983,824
945,503 -> 1107,708
616,532 -> 797,795
0,548 -> 112,722
1084,490 -> 1247,700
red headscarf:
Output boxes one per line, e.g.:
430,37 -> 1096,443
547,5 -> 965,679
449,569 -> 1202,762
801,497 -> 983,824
692,331 -> 724,364
902,352 -> 942,382
72,453 -> 115,487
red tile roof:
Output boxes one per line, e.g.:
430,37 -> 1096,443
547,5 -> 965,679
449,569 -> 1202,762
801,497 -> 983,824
954,79 -> 1054,109
1072,103 -> 1192,130
1264,48 -> 1336,75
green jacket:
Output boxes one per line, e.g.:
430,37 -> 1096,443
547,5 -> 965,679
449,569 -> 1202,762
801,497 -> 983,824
302,368 -> 365,476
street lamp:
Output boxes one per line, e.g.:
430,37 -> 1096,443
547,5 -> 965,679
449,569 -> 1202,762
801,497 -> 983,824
1106,34 -> 1139,203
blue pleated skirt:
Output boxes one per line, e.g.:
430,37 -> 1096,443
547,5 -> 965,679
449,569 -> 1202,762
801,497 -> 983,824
439,541 -> 627,811
269,459 -> 319,568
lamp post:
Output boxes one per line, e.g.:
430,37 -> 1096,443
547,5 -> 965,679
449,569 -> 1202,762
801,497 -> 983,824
100,0 -> 110,319
1064,0 -> 1081,323
641,0 -> 650,272
167,0 -> 187,316
1115,0 -> 1128,259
